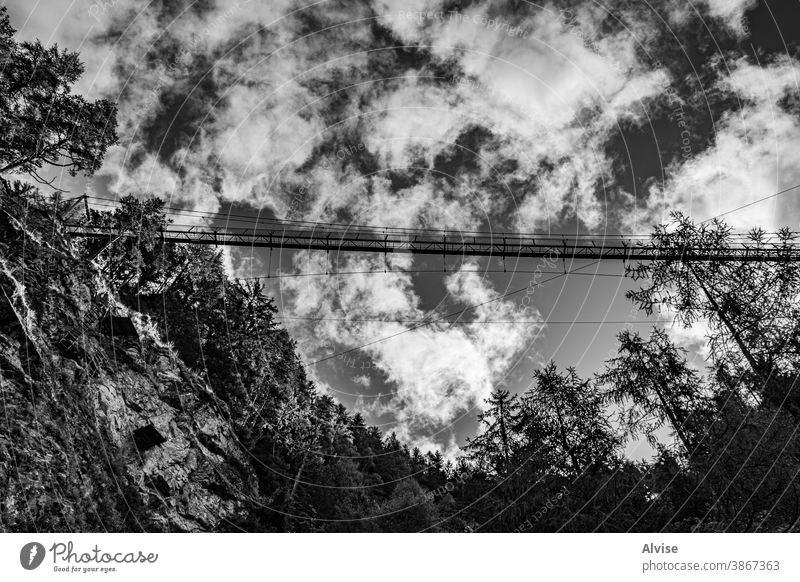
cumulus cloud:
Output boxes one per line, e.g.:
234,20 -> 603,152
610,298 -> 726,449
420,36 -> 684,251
282,255 -> 541,448
367,4 -> 670,231
701,0 -> 758,33
364,75 -> 461,169
208,83 -> 323,207
633,57 -> 800,231
12,0 -> 668,233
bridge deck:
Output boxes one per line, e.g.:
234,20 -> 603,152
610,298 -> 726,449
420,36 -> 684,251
64,225 -> 799,262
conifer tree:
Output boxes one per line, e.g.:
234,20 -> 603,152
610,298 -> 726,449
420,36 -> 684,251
0,7 -> 117,183
519,362 -> 619,474
598,328 -> 710,453
465,388 -> 520,475
626,212 -> 800,406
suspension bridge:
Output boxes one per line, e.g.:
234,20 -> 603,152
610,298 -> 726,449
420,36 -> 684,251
56,195 -> 800,364
58,188 -> 800,263
63,222 -> 800,263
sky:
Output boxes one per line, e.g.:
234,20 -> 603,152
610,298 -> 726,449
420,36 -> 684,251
8,0 -> 800,459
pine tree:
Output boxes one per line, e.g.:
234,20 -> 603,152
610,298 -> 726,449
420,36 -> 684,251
518,362 -> 619,474
626,212 -> 800,408
0,7 -> 117,183
465,388 -> 520,475
598,328 -> 710,453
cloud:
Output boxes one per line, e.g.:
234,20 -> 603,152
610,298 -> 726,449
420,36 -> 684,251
353,374 -> 371,388
632,57 -> 800,231
282,256 -> 540,444
364,74 -> 461,169
701,0 -> 758,33
208,83 -> 324,207
13,0 -> 669,233
723,55 -> 800,102
8,0 -> 334,215
657,307 -> 712,370
366,4 -> 669,231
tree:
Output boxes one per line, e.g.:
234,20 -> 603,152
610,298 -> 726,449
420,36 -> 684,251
83,194 -> 171,294
518,362 -> 620,474
0,7 -> 118,183
464,388 -> 521,475
626,212 -> 800,407
598,328 -> 710,453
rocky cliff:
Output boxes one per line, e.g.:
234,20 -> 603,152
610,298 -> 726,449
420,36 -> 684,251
0,181 -> 259,532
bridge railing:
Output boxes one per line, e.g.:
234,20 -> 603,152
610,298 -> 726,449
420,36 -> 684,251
63,224 -> 800,262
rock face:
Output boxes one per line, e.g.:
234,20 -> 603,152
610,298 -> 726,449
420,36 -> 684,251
0,184 -> 258,532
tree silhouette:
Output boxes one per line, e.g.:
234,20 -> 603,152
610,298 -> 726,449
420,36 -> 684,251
626,212 -> 800,408
519,362 -> 620,474
598,328 -> 709,453
465,388 -> 520,475
0,7 -> 117,184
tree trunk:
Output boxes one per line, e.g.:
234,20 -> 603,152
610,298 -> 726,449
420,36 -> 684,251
687,262 -> 764,381
498,397 -> 510,472
635,349 -> 692,452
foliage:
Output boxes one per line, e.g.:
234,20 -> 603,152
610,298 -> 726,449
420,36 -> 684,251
0,7 -> 118,184
598,328 -> 710,452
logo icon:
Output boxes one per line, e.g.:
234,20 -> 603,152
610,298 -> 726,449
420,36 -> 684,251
20,542 -> 46,570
